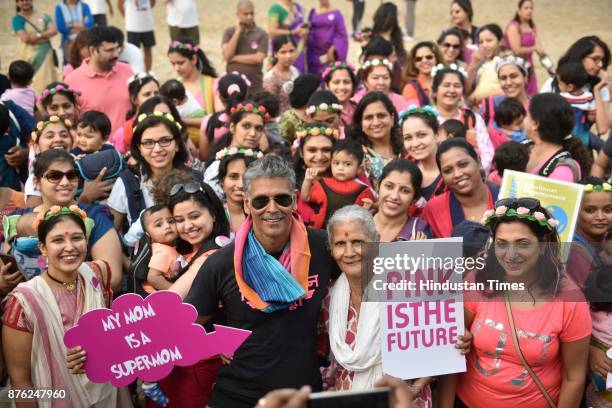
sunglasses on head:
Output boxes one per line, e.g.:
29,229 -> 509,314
442,42 -> 462,50
250,194 -> 293,210
415,55 -> 435,62
495,197 -> 541,210
43,169 -> 79,184
170,181 -> 205,197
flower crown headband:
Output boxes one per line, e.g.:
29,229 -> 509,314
292,126 -> 340,151
38,84 -> 80,103
215,147 -> 264,161
229,103 -> 270,122
132,111 -> 182,133
31,115 -> 73,143
398,105 -> 439,126
482,206 -> 559,231
431,63 -> 467,78
322,61 -> 355,80
127,71 -> 157,86
362,58 -> 393,71
306,102 -> 344,116
584,183 -> 612,193
494,55 -> 530,76
168,40 -> 199,52
33,205 -> 87,230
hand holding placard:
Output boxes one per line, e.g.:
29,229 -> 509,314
64,291 -> 251,387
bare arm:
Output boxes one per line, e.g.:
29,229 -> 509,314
591,151 -> 610,177
117,0 -> 125,17
3,325 -> 35,408
505,24 -> 538,56
268,18 -> 292,38
168,266 -> 199,299
91,229 -> 124,292
593,75 -> 610,135
25,195 -> 42,208
105,0 -> 114,16
557,337 -> 589,408
147,268 -> 172,291
110,208 -> 126,232
222,26 -> 241,62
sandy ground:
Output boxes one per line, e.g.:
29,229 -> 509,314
0,0 -> 611,91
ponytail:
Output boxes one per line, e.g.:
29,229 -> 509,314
562,137 -> 592,178
195,48 -> 217,78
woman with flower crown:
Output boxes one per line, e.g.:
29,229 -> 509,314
323,61 -> 357,127
438,197 -> 591,408
203,101 -> 270,200
3,205 -> 131,407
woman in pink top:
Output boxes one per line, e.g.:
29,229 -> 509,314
323,61 -> 357,128
439,197 -> 591,408
525,93 -> 591,182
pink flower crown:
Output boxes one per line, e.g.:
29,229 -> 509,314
481,206 -> 559,231
322,61 -> 355,80
215,147 -> 264,161
31,115 -> 73,143
38,84 -> 80,103
229,103 -> 270,123
292,126 -> 340,152
168,41 -> 199,52
305,102 -> 344,117
33,205 -> 87,230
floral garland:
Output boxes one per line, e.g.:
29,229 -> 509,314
431,63 -> 467,78
38,84 -> 80,103
31,115 -> 73,142
306,102 -> 344,116
482,206 -> 559,231
133,111 -> 182,133
322,61 -> 355,80
399,105 -> 439,126
362,58 -> 393,71
584,183 -> 612,193
494,55 -> 530,76
215,147 -> 264,161
229,103 -> 271,122
127,71 -> 157,86
292,126 -> 340,151
33,205 -> 87,230
168,40 -> 199,52
219,71 -> 252,88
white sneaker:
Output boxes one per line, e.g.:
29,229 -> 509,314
403,35 -> 414,42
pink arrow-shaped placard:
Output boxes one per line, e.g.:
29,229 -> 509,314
64,291 -> 251,387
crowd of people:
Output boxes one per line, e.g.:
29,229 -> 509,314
0,0 -> 611,407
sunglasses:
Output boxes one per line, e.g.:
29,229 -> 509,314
495,197 -> 541,210
43,169 -> 79,184
442,42 -> 462,50
140,136 -> 175,149
250,194 -> 293,210
170,181 -> 205,197
415,55 -> 435,62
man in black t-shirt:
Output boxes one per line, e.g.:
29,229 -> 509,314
186,155 -> 338,407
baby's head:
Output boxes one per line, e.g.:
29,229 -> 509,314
556,62 -> 589,94
141,205 -> 178,245
75,111 -> 111,153
492,141 -> 529,177
8,60 -> 34,88
331,139 -> 363,181
160,79 -> 187,107
495,98 -> 526,136
438,119 -> 466,142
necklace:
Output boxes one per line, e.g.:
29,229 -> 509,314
47,271 -> 78,291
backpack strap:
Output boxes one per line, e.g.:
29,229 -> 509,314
409,80 -> 430,107
118,168 -> 145,226
538,149 -> 580,181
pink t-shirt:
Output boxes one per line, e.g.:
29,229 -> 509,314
351,88 -> 417,115
65,59 -> 134,134
591,310 -> 612,346
148,243 -> 180,279
529,152 -> 581,182
458,283 -> 591,408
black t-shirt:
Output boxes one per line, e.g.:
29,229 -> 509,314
186,228 -> 339,408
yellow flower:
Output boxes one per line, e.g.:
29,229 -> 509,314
584,184 -> 594,192
603,183 -> 612,192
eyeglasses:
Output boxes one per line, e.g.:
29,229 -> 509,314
249,194 -> 293,210
586,55 -> 604,65
415,55 -> 435,62
170,181 -> 205,197
140,136 -> 175,149
43,170 -> 79,184
495,197 -> 540,210
442,42 -> 462,50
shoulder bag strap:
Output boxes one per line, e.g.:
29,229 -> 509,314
503,292 -> 557,408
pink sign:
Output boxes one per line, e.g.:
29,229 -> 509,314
64,291 -> 251,387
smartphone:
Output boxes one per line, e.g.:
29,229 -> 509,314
0,253 -> 19,275
307,387 -> 389,408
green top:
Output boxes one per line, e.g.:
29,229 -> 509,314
269,3 -> 289,26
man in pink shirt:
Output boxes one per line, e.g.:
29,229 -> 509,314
65,26 -> 133,134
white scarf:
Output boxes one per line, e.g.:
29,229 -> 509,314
328,273 -> 383,390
